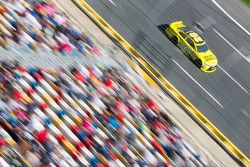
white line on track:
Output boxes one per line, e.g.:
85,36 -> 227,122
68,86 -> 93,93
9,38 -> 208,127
211,0 -> 250,37
217,65 -> 249,94
171,59 -> 224,109
107,0 -> 116,6
213,28 -> 250,63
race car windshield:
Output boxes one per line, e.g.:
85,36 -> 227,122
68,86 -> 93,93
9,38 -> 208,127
197,44 -> 209,52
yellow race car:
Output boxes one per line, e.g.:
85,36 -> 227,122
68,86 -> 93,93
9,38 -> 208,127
159,21 -> 218,72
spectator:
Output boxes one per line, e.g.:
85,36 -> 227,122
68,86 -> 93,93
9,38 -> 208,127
25,148 -> 41,166
0,0 -> 210,165
0,0 -> 101,58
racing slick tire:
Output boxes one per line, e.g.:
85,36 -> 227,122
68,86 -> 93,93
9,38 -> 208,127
171,36 -> 178,46
195,59 -> 203,68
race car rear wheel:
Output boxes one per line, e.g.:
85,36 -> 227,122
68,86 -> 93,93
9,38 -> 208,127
171,36 -> 178,45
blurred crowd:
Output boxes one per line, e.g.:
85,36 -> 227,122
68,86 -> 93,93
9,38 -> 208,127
0,0 -> 100,56
0,0 -> 207,167
0,60 -> 204,166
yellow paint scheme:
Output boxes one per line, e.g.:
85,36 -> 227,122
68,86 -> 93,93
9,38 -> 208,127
165,21 -> 218,72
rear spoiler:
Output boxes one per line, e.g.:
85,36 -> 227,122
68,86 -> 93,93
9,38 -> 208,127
158,21 -> 185,31
170,21 -> 185,29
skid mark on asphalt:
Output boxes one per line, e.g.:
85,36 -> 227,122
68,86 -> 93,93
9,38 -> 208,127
212,29 -> 250,94
217,65 -> 249,94
240,109 -> 250,118
211,0 -> 250,37
171,58 -> 224,109
220,51 -> 242,70
196,16 -> 217,31
107,0 -> 116,6
213,28 -> 250,62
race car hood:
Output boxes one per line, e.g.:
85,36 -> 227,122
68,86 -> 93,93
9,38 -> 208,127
202,50 -> 218,66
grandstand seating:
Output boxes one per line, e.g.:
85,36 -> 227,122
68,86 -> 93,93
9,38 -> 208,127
0,0 -> 100,57
0,0 -> 206,166
0,61 -> 205,166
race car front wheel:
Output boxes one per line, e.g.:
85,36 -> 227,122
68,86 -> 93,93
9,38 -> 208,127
195,59 -> 203,68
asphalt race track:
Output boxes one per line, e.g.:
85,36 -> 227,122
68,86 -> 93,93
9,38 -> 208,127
84,0 -> 250,156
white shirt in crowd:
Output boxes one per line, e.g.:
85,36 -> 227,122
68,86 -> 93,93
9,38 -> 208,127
68,82 -> 84,95
50,152 -> 71,167
56,32 -> 70,44
92,66 -> 103,79
24,12 -> 42,29
53,14 -> 68,26
28,115 -> 45,133
6,99 -> 25,111
0,157 -> 11,167
0,99 -> 9,111
20,31 -> 35,45
0,15 -> 14,32
25,150 -> 41,167
13,1 -> 26,14
77,64 -> 90,79
42,71 -> 57,83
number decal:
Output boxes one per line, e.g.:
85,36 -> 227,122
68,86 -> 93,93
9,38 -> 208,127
189,32 -> 198,37
189,32 -> 204,43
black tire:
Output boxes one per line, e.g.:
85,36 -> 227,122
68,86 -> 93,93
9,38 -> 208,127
157,24 -> 169,31
171,36 -> 178,45
195,59 -> 203,68
186,53 -> 192,60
